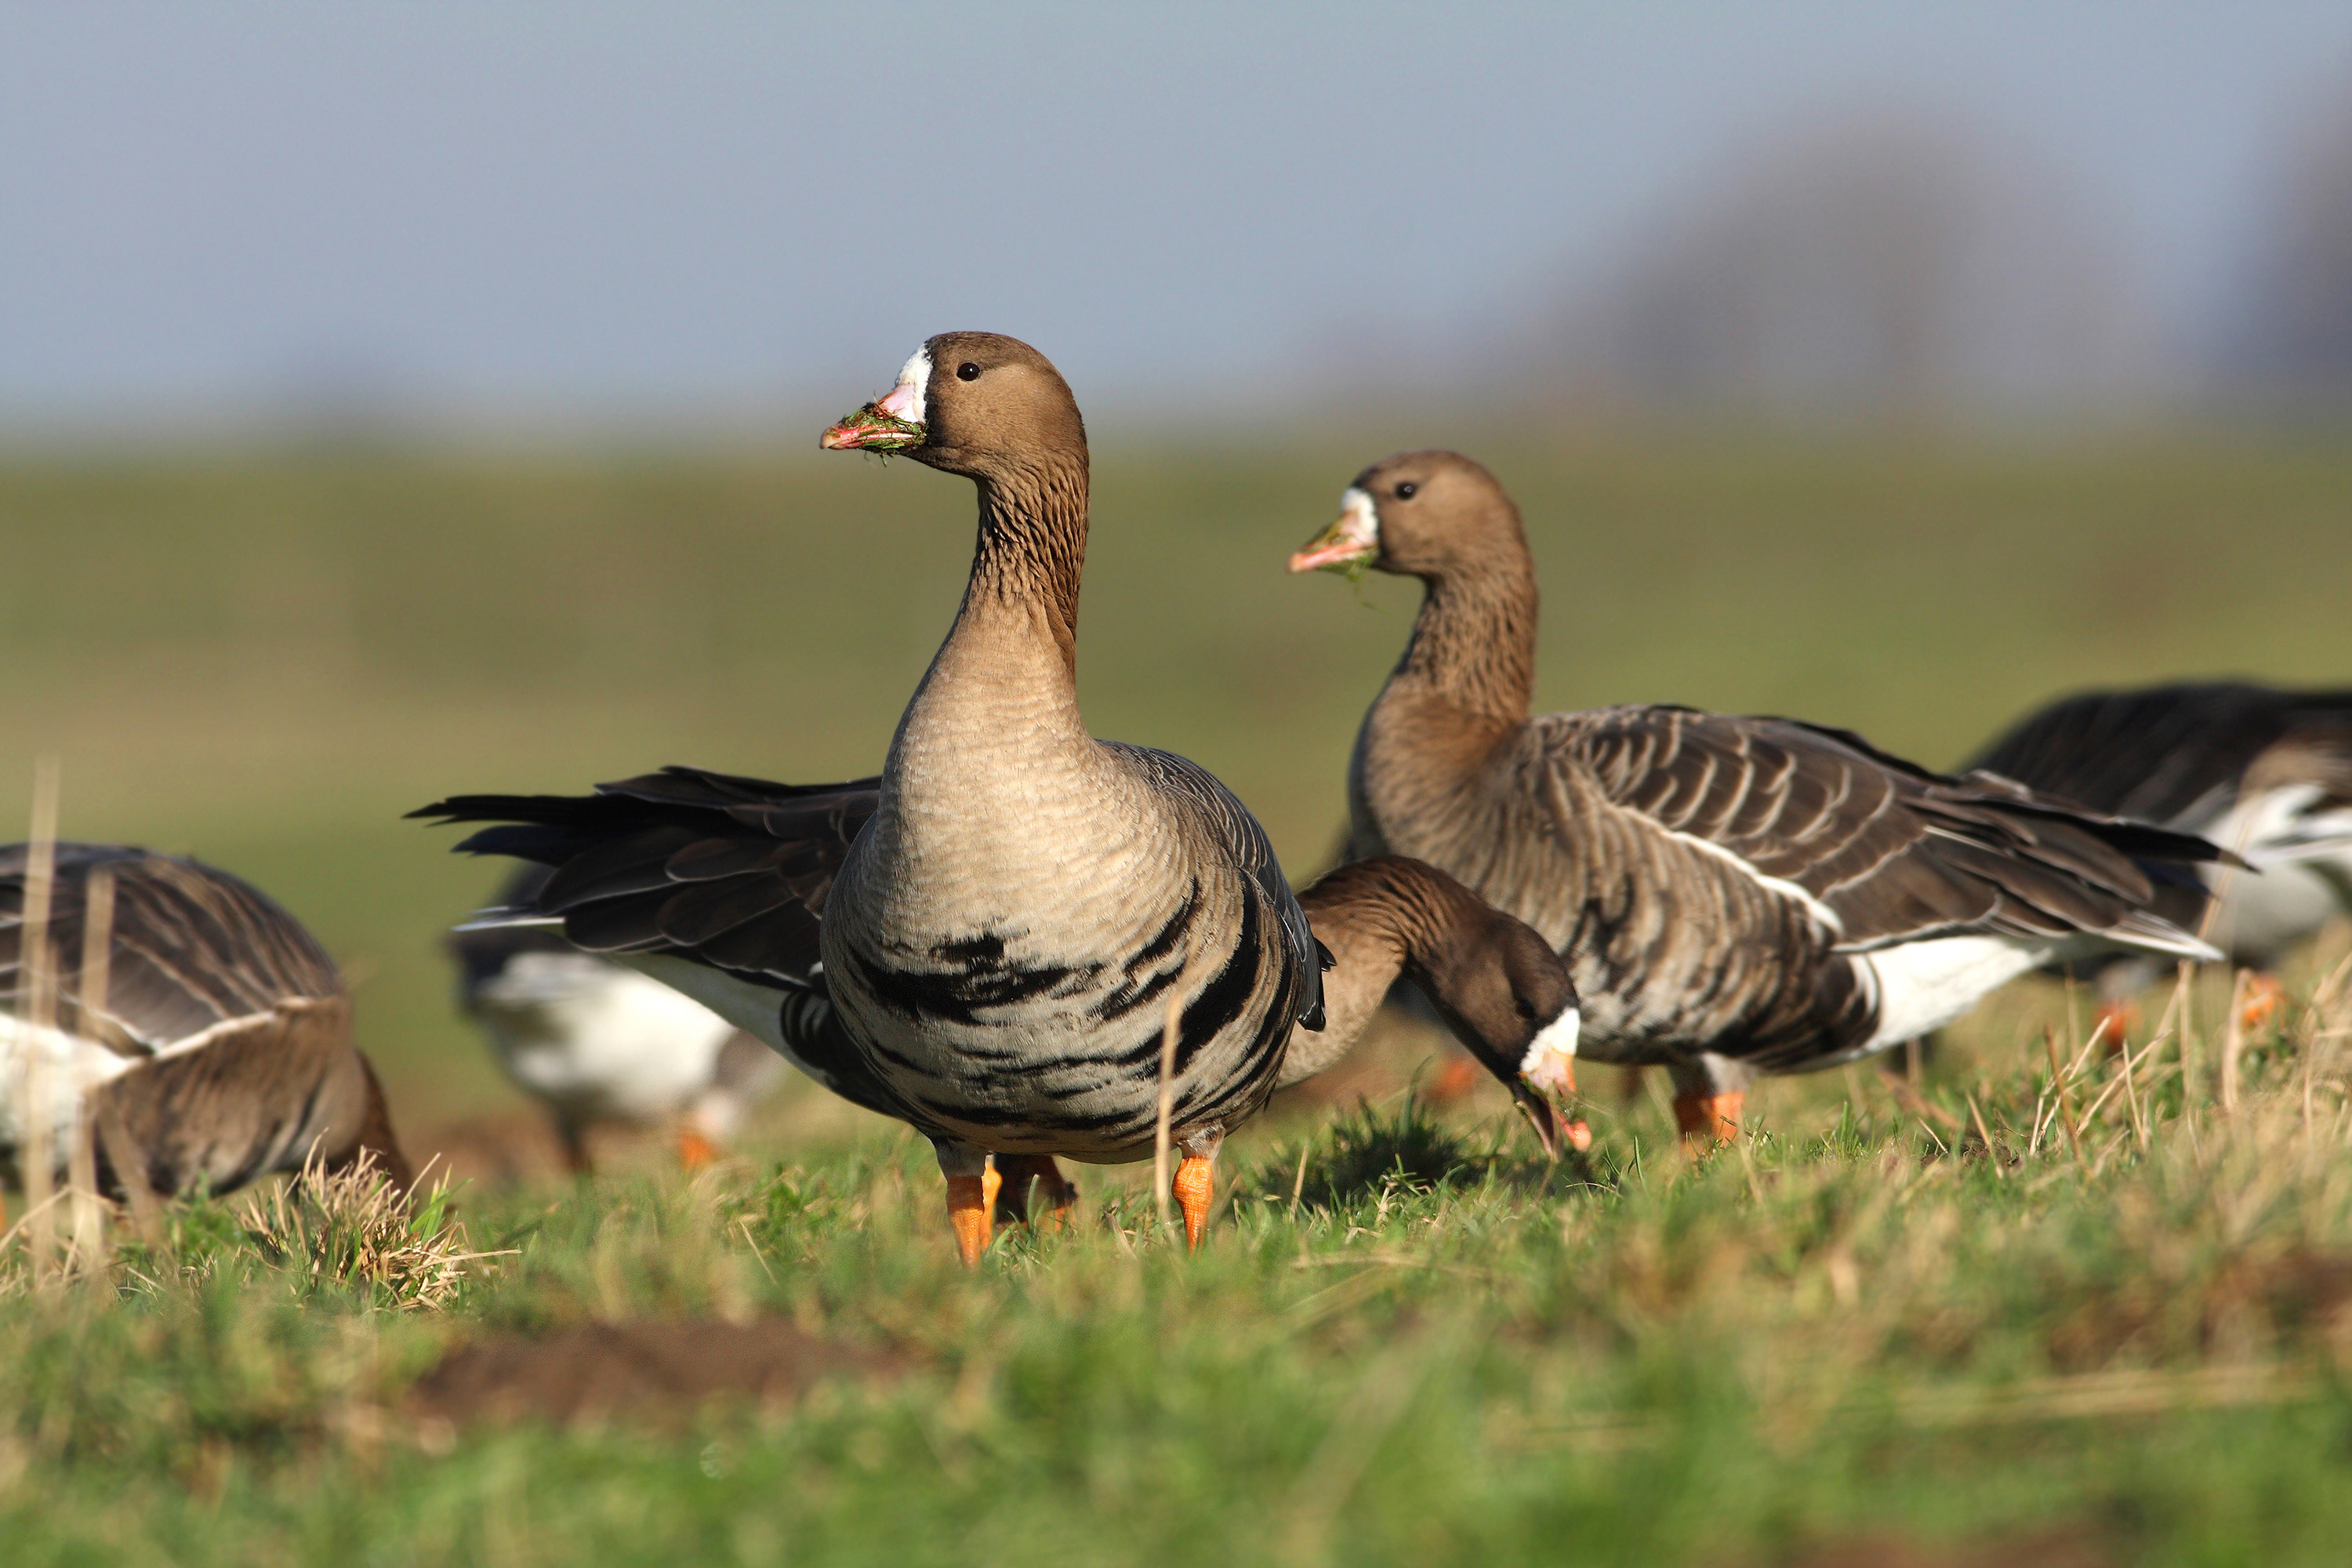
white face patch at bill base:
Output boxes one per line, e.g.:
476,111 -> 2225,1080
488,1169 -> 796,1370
1519,1006 -> 1581,1096
875,346 -> 931,424
1338,486 -> 1380,551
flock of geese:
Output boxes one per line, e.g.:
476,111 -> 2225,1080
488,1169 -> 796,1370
6,331 -> 2350,1265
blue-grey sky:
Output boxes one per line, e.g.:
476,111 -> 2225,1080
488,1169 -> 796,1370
5,2 -> 2349,423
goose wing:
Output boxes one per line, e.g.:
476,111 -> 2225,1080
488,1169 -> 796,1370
1102,742 -> 1326,1029
1966,683 -> 2320,824
1544,706 -> 2224,957
412,769 -> 906,1120
2,844 -> 340,1054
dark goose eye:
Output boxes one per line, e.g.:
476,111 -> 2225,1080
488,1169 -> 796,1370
956,362 -> 981,381
1395,481 -> 1417,499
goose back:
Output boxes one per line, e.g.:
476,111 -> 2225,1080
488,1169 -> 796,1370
1,844 -> 405,1194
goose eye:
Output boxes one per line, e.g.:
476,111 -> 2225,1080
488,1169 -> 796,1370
1395,481 -> 1417,499
956,362 -> 982,382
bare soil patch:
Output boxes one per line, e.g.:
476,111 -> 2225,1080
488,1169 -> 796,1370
408,1319 -> 906,1428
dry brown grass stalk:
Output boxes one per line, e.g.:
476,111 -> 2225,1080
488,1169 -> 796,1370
238,1148 -> 503,1312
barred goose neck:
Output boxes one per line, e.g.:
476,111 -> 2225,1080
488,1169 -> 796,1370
1392,544 -> 1539,726
957,456 -> 1091,683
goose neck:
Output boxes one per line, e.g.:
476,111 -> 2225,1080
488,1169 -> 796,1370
1394,557 -> 1537,724
953,463 -> 1089,676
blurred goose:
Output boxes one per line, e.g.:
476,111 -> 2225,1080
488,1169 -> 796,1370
1289,450 -> 2229,1146
449,862 -> 785,1174
419,764 -> 1581,1238
2,844 -> 410,1213
1967,681 -> 2352,1032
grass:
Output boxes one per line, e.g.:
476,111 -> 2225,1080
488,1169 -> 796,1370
3,948 -> 2349,1566
3,428 -> 2351,1562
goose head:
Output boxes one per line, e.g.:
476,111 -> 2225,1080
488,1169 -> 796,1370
821,331 -> 1087,481
1403,892 -> 1585,1159
1287,449 -> 1523,582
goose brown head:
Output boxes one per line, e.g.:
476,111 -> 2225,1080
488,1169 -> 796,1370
821,331 -> 1087,481
1301,856 -> 1584,1159
1287,449 -> 1526,583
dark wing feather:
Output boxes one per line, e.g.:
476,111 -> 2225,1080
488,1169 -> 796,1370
1,844 -> 341,1052
1549,706 -> 2223,953
1102,742 -> 1324,1029
412,769 -> 880,994
1965,682 -> 2352,825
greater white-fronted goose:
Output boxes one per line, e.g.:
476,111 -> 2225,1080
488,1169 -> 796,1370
426,333 -> 1321,1263
1289,450 -> 2230,1145
448,862 -> 785,1174
1967,681 -> 2352,1032
422,800 -> 1581,1254
2,844 -> 410,1214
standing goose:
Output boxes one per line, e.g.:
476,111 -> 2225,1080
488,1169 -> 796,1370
424,332 -> 1323,1262
1288,450 -> 2228,1145
449,862 -> 786,1174
1966,681 -> 2352,1032
2,844 -> 411,1211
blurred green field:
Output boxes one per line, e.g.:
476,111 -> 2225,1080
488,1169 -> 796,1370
5,427 -> 2349,1131
5,427 -> 2352,1565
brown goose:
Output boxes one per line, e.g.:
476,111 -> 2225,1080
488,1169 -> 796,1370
1288,450 -> 2229,1145
1967,681 -> 2352,1033
448,862 -> 786,1174
1279,856 -> 1584,1145
2,844 -> 410,1212
423,332 -> 1324,1263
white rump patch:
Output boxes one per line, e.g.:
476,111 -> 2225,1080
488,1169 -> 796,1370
1519,1006 -> 1581,1095
474,954 -> 742,1122
877,346 -> 931,424
1856,934 -> 2054,1056
0,1016 -> 140,1171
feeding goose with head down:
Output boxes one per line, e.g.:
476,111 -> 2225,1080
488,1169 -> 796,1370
1966,680 -> 2352,1040
1290,450 -> 2233,1148
419,334 -> 1582,1264
2,844 -> 411,1214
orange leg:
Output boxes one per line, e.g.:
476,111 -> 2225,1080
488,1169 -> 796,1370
1424,1056 -> 1480,1105
2092,999 -> 2140,1055
944,1162 -> 1005,1269
1671,1091 -> 1744,1150
2239,972 -> 2286,1033
677,1127 -> 719,1168
1172,1155 -> 1216,1250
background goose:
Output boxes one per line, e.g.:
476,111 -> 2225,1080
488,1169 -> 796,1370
449,862 -> 785,1174
426,332 -> 1326,1263
1289,450 -> 2230,1145
1966,681 -> 2352,1033
2,843 -> 410,1211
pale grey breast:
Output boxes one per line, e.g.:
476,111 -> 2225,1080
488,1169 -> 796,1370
823,742 -> 1316,1160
